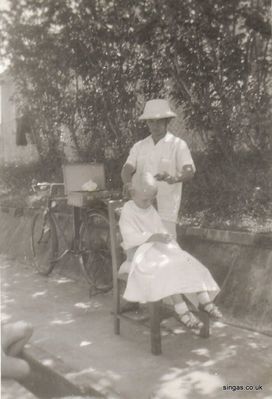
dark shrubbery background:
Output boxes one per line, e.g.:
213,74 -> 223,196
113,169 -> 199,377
181,151 -> 272,230
0,0 -> 271,232
0,150 -> 271,233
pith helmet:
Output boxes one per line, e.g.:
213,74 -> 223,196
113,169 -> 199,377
139,99 -> 177,120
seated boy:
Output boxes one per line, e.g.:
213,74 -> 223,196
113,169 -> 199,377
119,173 -> 222,333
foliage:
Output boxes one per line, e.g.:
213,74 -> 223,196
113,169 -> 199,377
0,161 -> 63,207
0,0 -> 271,228
1,0 -> 151,165
181,150 -> 272,231
0,157 -> 271,232
135,0 -> 272,160
2,0 -> 271,165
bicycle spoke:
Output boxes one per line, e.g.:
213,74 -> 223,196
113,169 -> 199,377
79,210 -> 112,289
31,213 -> 58,275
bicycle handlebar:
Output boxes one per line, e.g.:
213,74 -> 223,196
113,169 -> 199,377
31,180 -> 65,199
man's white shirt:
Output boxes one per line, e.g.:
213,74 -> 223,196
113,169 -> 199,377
125,132 -> 195,223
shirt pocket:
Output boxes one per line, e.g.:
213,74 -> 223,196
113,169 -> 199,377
139,152 -> 156,174
158,157 -> 172,174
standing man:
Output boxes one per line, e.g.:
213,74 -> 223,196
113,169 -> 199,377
121,99 -> 195,238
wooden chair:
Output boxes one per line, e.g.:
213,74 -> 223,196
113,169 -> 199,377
108,199 -> 162,355
107,199 -> 210,356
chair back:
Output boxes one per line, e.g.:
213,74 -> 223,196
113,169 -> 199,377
108,199 -> 126,266
108,199 -> 126,283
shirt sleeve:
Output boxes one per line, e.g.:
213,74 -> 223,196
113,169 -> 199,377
176,139 -> 196,173
119,206 -> 152,250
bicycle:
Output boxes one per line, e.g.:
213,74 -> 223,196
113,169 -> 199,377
30,181 -> 117,293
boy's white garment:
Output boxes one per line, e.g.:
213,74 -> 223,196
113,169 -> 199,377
119,200 -> 167,251
119,201 -> 219,303
162,220 -> 177,239
125,132 -> 195,223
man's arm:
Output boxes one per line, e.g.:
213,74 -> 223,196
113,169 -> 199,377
121,163 -> 136,184
179,164 -> 195,182
156,165 -> 195,184
121,163 -> 136,197
165,164 -> 195,184
166,139 -> 196,184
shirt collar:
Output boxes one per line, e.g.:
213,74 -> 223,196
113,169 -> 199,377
149,131 -> 172,145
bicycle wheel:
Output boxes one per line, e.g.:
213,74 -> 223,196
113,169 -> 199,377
79,209 -> 112,291
31,211 -> 58,275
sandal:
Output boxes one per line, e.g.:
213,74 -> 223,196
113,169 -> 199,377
177,310 -> 203,331
199,301 -> 222,320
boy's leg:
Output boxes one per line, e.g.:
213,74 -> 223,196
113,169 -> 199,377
170,294 -> 203,330
197,291 -> 222,319
171,294 -> 188,314
196,291 -> 210,306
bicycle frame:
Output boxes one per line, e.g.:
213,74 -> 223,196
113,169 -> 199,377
32,180 -> 114,290
39,183 -> 107,263
50,206 -> 83,263
34,182 -> 70,262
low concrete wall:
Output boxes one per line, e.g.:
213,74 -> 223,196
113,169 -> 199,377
178,226 -> 272,335
0,207 -> 271,335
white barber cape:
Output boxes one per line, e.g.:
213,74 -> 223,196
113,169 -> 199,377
119,201 -> 220,303
125,132 -> 195,223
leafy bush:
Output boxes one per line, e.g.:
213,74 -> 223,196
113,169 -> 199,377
1,149 -> 271,233
181,150 -> 272,231
0,161 -> 63,207
1,0 -> 271,167
1,0 -> 271,231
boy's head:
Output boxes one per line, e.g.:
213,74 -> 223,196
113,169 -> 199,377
130,173 -> 158,209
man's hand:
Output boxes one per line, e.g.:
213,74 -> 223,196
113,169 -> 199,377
155,164 -> 194,184
148,233 -> 173,243
163,173 -> 180,184
122,182 -> 132,199
155,173 -> 180,184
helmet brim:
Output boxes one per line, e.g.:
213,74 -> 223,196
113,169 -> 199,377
139,112 -> 177,121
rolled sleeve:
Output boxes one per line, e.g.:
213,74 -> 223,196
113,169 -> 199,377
176,140 -> 196,173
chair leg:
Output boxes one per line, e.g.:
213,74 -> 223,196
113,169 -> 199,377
114,280 -> 121,335
199,310 -> 210,338
149,301 -> 162,355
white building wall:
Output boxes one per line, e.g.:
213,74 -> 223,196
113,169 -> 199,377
0,72 -> 39,166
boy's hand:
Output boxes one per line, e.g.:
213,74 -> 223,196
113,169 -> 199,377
149,233 -> 173,243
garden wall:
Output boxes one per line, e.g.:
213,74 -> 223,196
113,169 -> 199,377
0,207 -> 271,335
178,226 -> 272,335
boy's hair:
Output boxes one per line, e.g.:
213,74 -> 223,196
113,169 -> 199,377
131,172 -> 158,197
